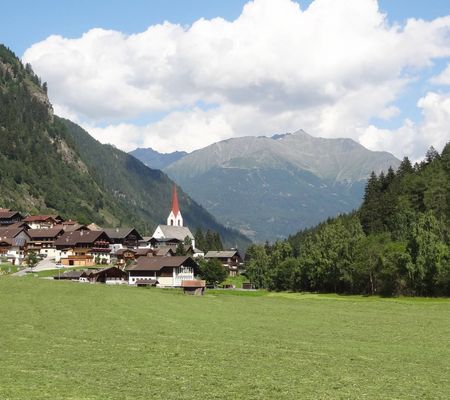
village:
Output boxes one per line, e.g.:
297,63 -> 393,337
0,186 -> 244,293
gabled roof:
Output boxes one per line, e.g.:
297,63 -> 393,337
54,230 -> 110,247
53,223 -> 88,232
104,228 -> 143,240
127,256 -> 197,272
135,248 -> 154,257
0,227 -> 28,239
23,215 -> 60,223
0,209 -> 22,219
8,221 -> 30,229
114,248 -> 137,256
181,280 -> 206,288
155,225 -> 194,241
153,246 -> 175,256
205,250 -> 241,259
28,228 -> 64,239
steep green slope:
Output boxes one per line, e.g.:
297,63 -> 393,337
163,131 -> 399,241
61,119 -> 251,247
0,44 -> 250,248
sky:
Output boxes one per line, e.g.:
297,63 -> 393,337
2,0 -> 450,159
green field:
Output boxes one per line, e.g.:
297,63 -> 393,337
1,278 -> 450,399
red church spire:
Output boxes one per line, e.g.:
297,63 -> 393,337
171,184 -> 180,216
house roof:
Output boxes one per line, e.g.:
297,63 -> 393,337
127,256 -> 197,272
53,223 -> 88,232
153,246 -> 175,256
87,223 -> 102,231
134,248 -> 154,257
155,225 -> 194,241
28,228 -> 64,239
8,221 -> 30,229
54,230 -> 110,247
0,227 -> 27,239
54,270 -> 86,279
171,184 -> 180,216
114,248 -> 137,256
104,228 -> 143,240
181,280 -> 206,288
0,209 -> 22,219
23,215 -> 60,223
205,250 -> 241,259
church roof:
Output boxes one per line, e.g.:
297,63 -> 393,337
155,225 -> 194,241
171,184 -> 180,216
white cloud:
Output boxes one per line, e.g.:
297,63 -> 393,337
22,0 -> 450,157
360,91 -> 450,161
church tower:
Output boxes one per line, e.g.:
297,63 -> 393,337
167,184 -> 183,227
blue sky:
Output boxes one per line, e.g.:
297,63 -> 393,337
3,0 -> 450,158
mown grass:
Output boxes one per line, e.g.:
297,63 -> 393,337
1,278 -> 450,399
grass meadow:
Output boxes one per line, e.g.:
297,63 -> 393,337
1,277 -> 450,399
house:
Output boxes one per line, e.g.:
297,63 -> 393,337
181,280 -> 206,295
54,230 -> 111,266
0,227 -> 31,265
138,236 -> 152,248
8,221 -> 30,230
149,237 -> 182,250
127,256 -> 198,287
152,185 -> 197,249
114,248 -> 137,267
22,215 -> 62,229
134,248 -> 154,258
0,209 -> 24,227
81,266 -> 128,285
55,221 -> 89,233
205,250 -> 244,277
185,245 -> 205,259
27,227 -> 64,258
104,228 -> 143,250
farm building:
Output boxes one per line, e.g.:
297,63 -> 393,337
127,256 -> 199,287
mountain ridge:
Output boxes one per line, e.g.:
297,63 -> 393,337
130,129 -> 400,242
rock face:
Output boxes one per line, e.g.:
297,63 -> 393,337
160,130 -> 400,242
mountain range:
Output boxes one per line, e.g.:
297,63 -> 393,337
0,44 -> 250,249
131,131 -> 400,241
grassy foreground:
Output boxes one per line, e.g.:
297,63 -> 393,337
1,279 -> 450,399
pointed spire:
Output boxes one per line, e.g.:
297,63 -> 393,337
171,184 -> 180,216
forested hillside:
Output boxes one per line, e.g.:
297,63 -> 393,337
0,44 -> 250,248
245,145 -> 450,296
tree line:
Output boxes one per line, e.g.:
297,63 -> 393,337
245,144 -> 450,296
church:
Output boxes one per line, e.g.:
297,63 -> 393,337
152,185 -> 196,250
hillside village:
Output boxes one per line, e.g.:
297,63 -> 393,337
0,185 -> 243,289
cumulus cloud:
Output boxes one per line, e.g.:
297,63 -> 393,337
360,91 -> 450,160
22,0 -> 450,157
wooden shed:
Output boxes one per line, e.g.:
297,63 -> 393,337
181,280 -> 206,295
